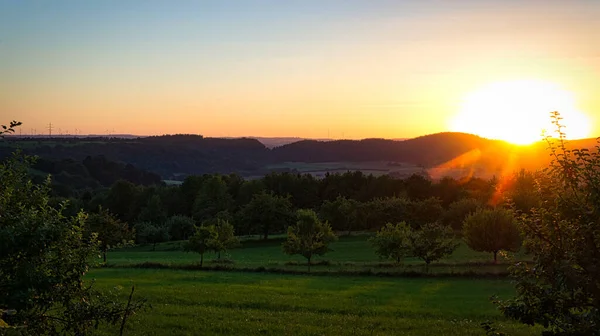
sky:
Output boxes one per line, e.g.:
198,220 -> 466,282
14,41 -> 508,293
1,0 -> 600,139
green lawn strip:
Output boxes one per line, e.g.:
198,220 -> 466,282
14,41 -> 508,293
89,268 -> 539,335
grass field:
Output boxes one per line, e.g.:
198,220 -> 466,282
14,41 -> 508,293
90,268 -> 539,335
106,234 -> 526,275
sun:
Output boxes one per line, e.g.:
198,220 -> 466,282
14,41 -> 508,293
450,80 -> 591,145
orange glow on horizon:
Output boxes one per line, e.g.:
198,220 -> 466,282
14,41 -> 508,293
450,80 -> 592,145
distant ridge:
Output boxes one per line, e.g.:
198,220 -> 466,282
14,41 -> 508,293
2,131 -> 598,180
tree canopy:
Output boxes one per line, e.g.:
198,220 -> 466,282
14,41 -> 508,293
282,209 -> 337,271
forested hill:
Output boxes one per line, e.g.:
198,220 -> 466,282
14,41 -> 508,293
272,132 -> 499,165
0,135 -> 271,179
1,132 -> 578,180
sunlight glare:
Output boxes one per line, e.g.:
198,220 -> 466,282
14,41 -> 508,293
450,80 -> 590,144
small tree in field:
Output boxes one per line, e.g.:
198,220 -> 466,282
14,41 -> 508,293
369,222 -> 412,264
86,206 -> 134,263
185,225 -> 217,267
462,208 -> 520,263
211,219 -> 240,259
282,209 -> 337,271
136,222 -> 170,251
409,223 -> 458,269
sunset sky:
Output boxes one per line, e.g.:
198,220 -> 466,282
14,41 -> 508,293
1,0 -> 599,140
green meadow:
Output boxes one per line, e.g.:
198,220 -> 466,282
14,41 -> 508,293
106,234 -> 526,275
88,234 -> 538,335
90,268 -> 538,335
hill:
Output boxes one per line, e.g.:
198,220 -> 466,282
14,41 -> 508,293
272,132 -> 503,166
2,133 -> 598,180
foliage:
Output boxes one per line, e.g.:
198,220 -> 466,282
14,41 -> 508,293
504,170 -> 541,213
211,219 -> 240,258
406,197 -> 444,228
463,208 -> 520,263
192,175 -> 234,222
166,215 -> 196,241
137,194 -> 167,224
105,180 -> 139,222
319,196 -> 359,234
282,209 -> 337,271
0,151 -> 145,335
0,121 -> 22,137
369,222 -> 412,263
495,112 -> 600,335
409,223 -> 459,267
184,225 -> 218,267
86,206 -> 135,262
443,198 -> 483,232
238,191 -> 295,239
136,222 -> 170,251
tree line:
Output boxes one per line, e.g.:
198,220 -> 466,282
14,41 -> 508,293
51,169 -> 540,250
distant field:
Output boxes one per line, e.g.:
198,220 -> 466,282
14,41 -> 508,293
264,161 -> 425,178
107,235 -> 527,275
90,268 -> 539,335
264,161 -> 488,179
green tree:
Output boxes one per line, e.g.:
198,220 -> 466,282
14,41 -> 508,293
166,215 -> 196,241
369,222 -> 412,264
193,175 -> 234,222
185,225 -> 218,267
462,208 -> 520,263
495,112 -> 600,335
86,206 -> 134,263
443,198 -> 482,233
211,219 -> 240,259
319,196 -> 359,235
136,222 -> 170,251
409,223 -> 458,269
239,191 -> 295,239
105,180 -> 139,222
0,151 -> 145,334
282,209 -> 337,271
407,197 -> 444,229
137,194 -> 167,225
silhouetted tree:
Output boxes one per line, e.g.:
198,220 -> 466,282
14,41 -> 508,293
462,208 -> 520,263
85,206 -> 134,262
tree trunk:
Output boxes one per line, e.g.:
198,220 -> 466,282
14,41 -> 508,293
425,261 -> 430,273
152,242 -> 156,251
103,249 -> 107,263
493,251 -> 498,264
263,231 -> 268,240
200,253 -> 204,267
307,256 -> 311,272
218,251 -> 221,259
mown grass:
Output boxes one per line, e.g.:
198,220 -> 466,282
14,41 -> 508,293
90,268 -> 539,335
106,234 -> 527,275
